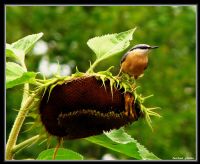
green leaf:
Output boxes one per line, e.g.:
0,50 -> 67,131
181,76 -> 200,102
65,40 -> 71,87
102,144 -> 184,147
6,62 -> 26,81
6,33 -> 43,64
86,128 -> 160,160
6,72 -> 37,89
87,28 -> 136,72
37,148 -> 84,160
11,32 -> 43,54
105,128 -> 160,160
6,43 -> 24,62
104,127 -> 133,144
6,62 -> 37,89
85,131 -> 141,159
134,138 -> 160,160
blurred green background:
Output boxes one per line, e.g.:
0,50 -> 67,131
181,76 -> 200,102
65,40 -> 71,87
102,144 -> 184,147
6,5 -> 196,160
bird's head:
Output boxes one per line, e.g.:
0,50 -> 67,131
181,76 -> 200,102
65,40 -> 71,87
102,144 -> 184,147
129,44 -> 158,56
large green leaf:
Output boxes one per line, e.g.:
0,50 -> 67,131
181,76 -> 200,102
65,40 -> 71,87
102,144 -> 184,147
37,148 -> 83,160
6,33 -> 43,63
104,127 -> 134,144
11,32 -> 43,54
134,138 -> 161,160
87,28 -> 136,72
6,62 -> 37,89
85,131 -> 141,159
104,128 -> 160,160
6,62 -> 26,81
86,128 -> 160,160
6,43 -> 24,62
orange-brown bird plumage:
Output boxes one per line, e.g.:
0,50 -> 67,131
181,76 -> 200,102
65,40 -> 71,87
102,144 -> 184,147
119,44 -> 158,79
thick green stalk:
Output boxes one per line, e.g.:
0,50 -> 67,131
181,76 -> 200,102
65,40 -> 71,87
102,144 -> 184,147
12,135 -> 40,154
86,60 -> 100,73
6,61 -> 31,160
6,92 -> 35,160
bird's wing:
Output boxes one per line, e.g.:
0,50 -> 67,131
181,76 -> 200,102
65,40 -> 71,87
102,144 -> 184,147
120,52 -> 129,64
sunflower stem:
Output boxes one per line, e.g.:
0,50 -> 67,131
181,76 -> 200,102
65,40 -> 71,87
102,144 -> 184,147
12,135 -> 40,154
6,60 -> 32,160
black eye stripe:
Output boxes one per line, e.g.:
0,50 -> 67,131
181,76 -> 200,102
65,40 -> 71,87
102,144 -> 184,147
139,46 -> 150,49
129,46 -> 150,51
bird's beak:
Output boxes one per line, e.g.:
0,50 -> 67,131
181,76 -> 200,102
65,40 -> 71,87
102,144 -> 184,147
150,46 -> 159,49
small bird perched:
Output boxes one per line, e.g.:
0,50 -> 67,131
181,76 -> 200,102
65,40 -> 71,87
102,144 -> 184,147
118,44 -> 158,79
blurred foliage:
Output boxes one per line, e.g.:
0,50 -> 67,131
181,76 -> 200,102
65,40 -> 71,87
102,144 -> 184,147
6,6 -> 196,160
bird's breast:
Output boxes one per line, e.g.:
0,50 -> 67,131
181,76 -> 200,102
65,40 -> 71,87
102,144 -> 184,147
121,54 -> 148,77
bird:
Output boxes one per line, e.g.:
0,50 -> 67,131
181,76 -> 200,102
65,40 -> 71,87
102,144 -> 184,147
118,44 -> 158,79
